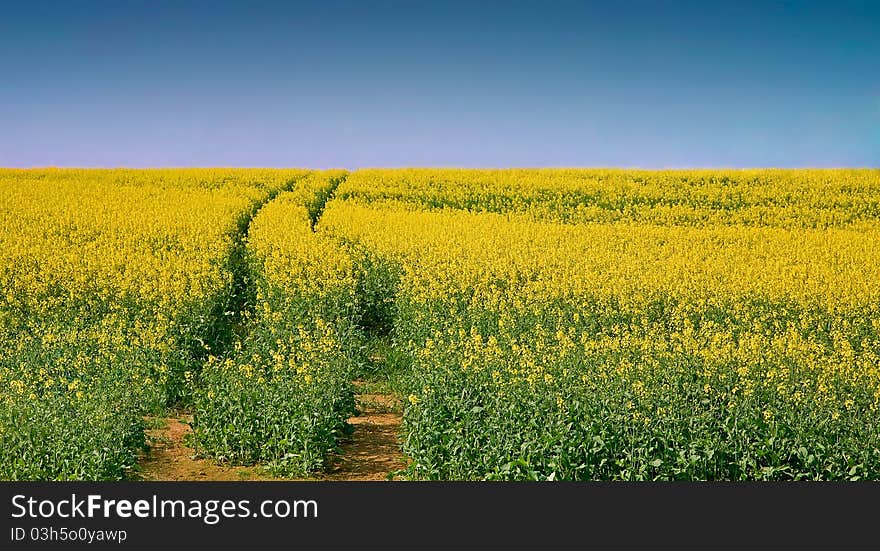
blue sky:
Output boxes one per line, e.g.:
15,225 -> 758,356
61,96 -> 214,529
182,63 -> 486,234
1,0 -> 877,168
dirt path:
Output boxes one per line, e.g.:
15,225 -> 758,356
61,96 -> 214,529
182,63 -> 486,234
137,411 -> 280,481
136,176 -> 410,481
135,176 -> 409,482
137,390 -> 406,481
322,388 -> 406,481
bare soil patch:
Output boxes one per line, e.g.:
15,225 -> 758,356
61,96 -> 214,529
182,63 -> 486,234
137,411 -> 279,481
138,389 -> 406,481
321,391 -> 406,481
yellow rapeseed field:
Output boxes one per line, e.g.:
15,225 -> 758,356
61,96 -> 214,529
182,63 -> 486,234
192,171 -> 362,475
321,168 -> 880,480
0,168 -> 307,479
4,167 -> 879,480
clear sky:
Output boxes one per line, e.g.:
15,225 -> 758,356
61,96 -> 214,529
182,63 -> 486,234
1,0 -> 877,168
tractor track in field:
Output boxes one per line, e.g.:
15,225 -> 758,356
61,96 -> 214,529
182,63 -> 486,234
137,388 -> 406,481
137,411 -> 281,481
137,390 -> 406,481
137,176 -> 303,482
137,172 -> 408,482
322,383 -> 406,481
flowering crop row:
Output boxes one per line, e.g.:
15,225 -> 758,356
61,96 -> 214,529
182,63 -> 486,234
192,171 -> 362,475
0,169 -> 307,479
338,168 -> 880,229
320,169 -> 880,480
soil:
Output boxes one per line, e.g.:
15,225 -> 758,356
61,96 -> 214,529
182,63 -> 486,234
137,411 -> 280,481
321,392 -> 406,481
134,186 -> 408,482
137,392 -> 406,481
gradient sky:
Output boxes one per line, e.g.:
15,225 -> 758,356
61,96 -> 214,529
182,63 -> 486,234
1,0 -> 877,168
